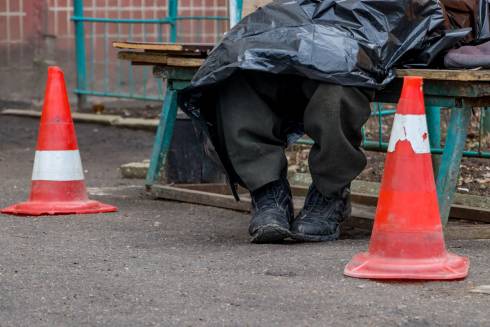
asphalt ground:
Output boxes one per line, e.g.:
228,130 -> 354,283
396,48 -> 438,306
0,115 -> 489,327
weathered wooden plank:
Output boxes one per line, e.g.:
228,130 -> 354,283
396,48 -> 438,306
377,77 -> 490,104
169,182 -> 490,223
176,183 -> 249,195
118,51 -> 205,67
449,205 -> 490,224
166,57 -> 205,67
151,185 -> 251,212
113,41 -> 213,53
445,223 -> 490,240
153,66 -> 198,80
113,41 -> 183,51
396,69 -> 490,81
118,51 -> 168,64
144,51 -> 205,57
151,184 -> 372,217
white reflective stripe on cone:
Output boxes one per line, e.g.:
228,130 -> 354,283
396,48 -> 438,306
32,150 -> 85,181
388,114 -> 431,154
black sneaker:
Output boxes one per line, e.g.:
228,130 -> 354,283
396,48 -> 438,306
249,178 -> 293,244
291,184 -> 351,242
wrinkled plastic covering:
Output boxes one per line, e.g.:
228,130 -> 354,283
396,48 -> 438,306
186,0 -> 445,91
181,0 -> 490,98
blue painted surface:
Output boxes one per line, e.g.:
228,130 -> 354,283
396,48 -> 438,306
426,106 -> 442,177
168,0 -> 178,43
73,0 -> 87,109
146,88 -> 179,187
436,107 -> 472,225
426,106 -> 442,148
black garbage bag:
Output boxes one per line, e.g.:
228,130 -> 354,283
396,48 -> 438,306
185,0 -> 446,92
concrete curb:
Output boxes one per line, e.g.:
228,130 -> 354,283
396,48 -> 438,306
120,160 -> 150,179
1,109 -> 159,131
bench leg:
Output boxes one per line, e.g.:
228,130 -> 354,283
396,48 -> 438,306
145,88 -> 178,189
426,106 -> 442,178
436,106 -> 472,226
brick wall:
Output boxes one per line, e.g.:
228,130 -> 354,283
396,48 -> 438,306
0,0 -> 229,104
242,0 -> 270,16
0,0 -> 38,68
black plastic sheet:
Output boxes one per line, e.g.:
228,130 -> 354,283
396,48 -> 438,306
185,0 -> 447,93
181,0 -> 490,101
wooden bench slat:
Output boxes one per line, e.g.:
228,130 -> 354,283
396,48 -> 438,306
396,69 -> 490,81
118,51 -> 168,64
114,42 -> 490,82
166,57 -> 205,68
113,41 -> 213,53
118,51 -> 205,67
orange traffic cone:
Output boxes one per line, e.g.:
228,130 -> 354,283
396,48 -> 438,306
1,66 -> 118,216
344,76 -> 469,280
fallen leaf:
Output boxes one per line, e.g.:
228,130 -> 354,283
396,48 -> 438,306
470,285 -> 490,295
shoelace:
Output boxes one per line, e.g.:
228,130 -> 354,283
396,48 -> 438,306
300,186 -> 346,219
252,180 -> 289,211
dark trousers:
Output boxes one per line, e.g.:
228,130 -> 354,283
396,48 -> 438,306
215,72 -> 373,197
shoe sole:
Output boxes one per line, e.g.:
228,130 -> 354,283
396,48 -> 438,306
250,225 -> 292,244
291,226 -> 341,243
292,207 -> 351,243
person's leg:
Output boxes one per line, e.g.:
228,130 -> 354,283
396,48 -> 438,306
305,84 -> 373,195
215,72 -> 294,243
291,83 -> 373,242
215,73 -> 288,192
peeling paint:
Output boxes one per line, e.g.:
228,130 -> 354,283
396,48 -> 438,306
388,114 -> 431,154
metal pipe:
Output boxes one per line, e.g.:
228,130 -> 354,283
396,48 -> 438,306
229,0 -> 243,28
73,88 -> 163,101
426,106 -> 442,177
436,107 -> 472,225
295,139 -> 490,158
175,16 -> 229,21
168,0 -> 178,43
72,17 -> 173,24
73,0 -> 88,111
71,16 -> 228,23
